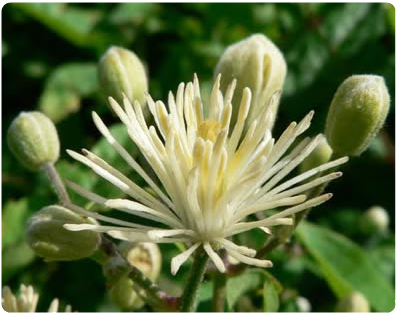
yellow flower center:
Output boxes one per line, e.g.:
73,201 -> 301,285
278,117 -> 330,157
197,119 -> 222,142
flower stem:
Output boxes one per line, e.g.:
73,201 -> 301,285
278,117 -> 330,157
179,246 -> 208,312
41,162 -> 70,205
100,236 -> 179,311
212,273 -> 227,312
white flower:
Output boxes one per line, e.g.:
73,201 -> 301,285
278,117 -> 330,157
2,284 -> 72,312
64,74 -> 347,274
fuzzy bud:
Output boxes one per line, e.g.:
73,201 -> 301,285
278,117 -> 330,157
7,111 -> 60,171
215,34 -> 287,129
336,292 -> 370,312
360,205 -> 389,233
326,75 -> 390,156
98,46 -> 148,108
26,205 -> 100,261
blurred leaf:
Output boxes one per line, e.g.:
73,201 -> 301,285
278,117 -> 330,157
198,281 -> 213,303
384,3 -> 395,33
284,34 -> 329,96
263,279 -> 280,312
2,40 -> 8,56
110,3 -> 156,25
368,246 -> 395,281
13,3 -> 101,47
2,198 -> 29,249
39,63 -> 97,122
296,222 -> 395,312
2,241 -> 35,282
226,269 -> 264,309
320,3 -> 371,49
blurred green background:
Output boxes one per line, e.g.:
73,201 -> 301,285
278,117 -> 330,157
2,3 -> 395,312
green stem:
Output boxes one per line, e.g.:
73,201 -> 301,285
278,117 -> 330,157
41,162 -> 70,205
212,273 -> 227,312
100,236 -> 179,311
179,246 -> 209,312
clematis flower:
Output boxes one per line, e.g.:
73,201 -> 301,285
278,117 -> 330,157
64,74 -> 347,274
2,284 -> 72,312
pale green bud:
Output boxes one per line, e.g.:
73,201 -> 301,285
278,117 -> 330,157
360,205 -> 389,233
299,135 -> 332,173
120,242 -> 162,281
109,242 -> 161,310
98,46 -> 148,108
336,292 -> 370,312
109,276 -> 139,311
326,75 -> 390,156
26,205 -> 101,261
296,296 -> 311,312
215,34 -> 287,129
7,111 -> 60,171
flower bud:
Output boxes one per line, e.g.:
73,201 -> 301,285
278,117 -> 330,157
326,75 -> 390,156
215,34 -> 287,129
120,242 -> 162,280
360,205 -> 389,233
98,46 -> 148,108
26,205 -> 101,261
299,135 -> 332,173
109,242 -> 161,310
7,111 -> 60,171
296,296 -> 311,312
336,292 -> 370,312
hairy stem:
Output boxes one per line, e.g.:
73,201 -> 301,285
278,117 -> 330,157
179,247 -> 209,312
41,162 -> 70,205
100,236 -> 179,311
212,273 -> 227,312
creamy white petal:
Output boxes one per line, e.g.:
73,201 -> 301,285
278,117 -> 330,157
203,242 -> 225,273
171,243 -> 201,275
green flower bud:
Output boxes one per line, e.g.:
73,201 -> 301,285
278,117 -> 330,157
109,242 -> 161,310
215,34 -> 287,129
98,46 -> 148,108
7,111 -> 60,171
336,292 -> 370,312
299,135 -> 332,173
26,205 -> 100,261
360,205 -> 389,233
326,75 -> 390,156
109,276 -> 139,311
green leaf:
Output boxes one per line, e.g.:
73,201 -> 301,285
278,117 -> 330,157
39,63 -> 97,122
198,281 -> 213,303
12,3 -> 101,47
368,245 -> 395,282
263,279 -> 280,312
2,241 -> 35,282
2,198 -> 30,249
110,3 -> 156,25
226,269 -> 264,309
320,3 -> 371,48
296,222 -> 395,312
